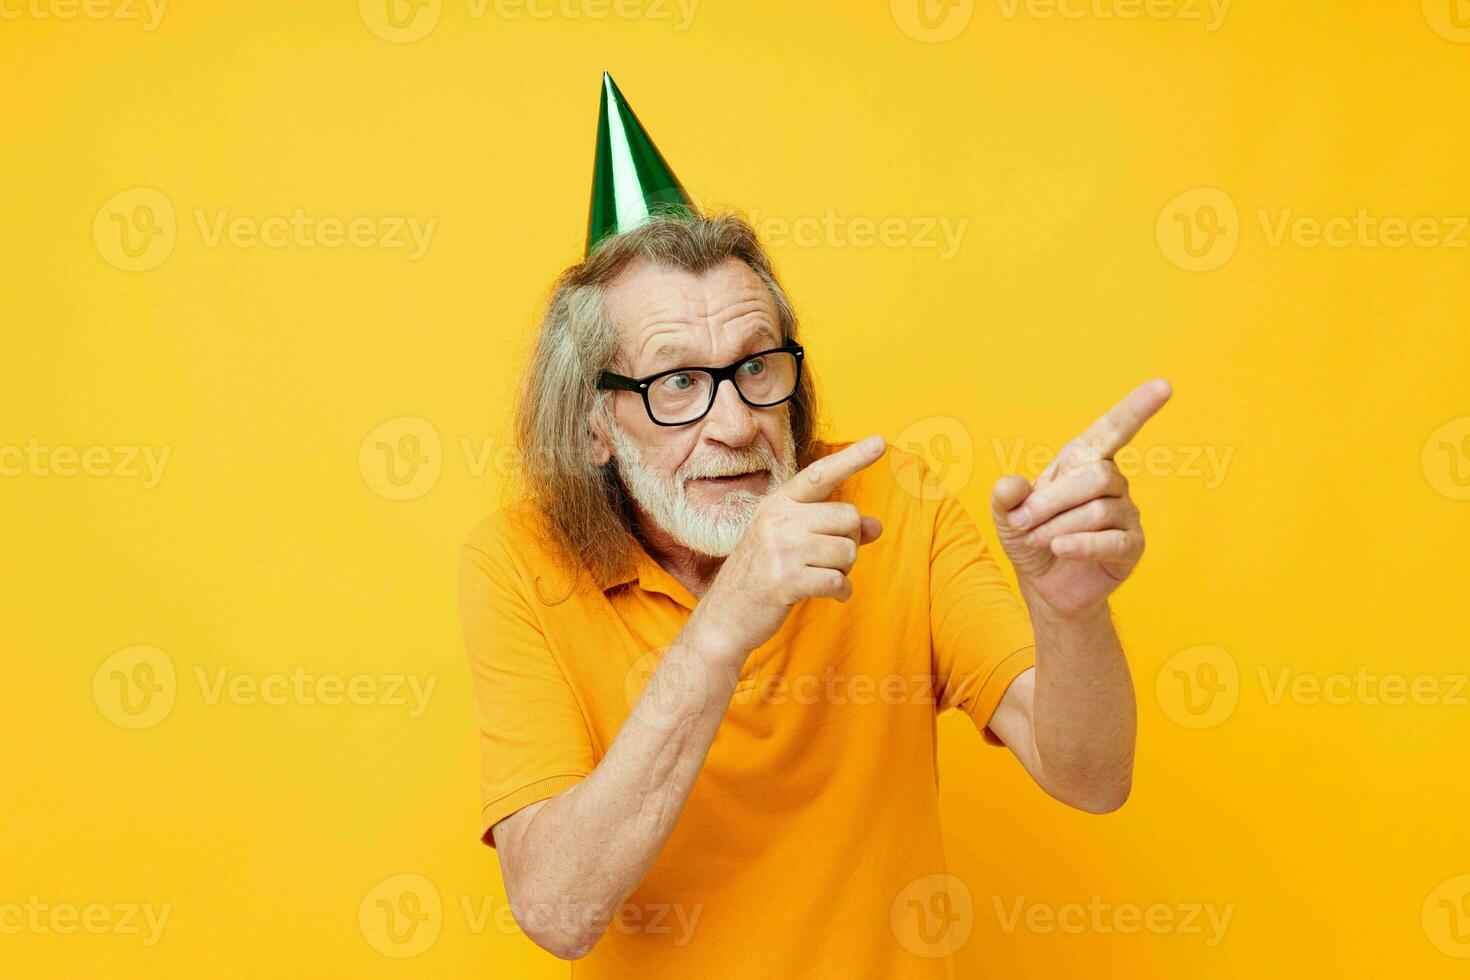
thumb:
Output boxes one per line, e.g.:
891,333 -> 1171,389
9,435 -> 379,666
858,515 -> 883,546
991,475 -> 1032,528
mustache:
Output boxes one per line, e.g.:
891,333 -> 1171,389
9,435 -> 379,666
678,445 -> 778,484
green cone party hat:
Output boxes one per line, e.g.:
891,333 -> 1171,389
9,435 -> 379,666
586,72 -> 695,256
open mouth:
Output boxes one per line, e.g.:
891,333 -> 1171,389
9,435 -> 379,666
689,470 -> 767,490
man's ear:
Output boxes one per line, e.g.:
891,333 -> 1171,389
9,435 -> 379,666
587,403 -> 613,467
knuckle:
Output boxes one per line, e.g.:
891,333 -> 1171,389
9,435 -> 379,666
830,570 -> 851,600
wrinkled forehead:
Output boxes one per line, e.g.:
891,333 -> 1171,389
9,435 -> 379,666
602,256 -> 781,373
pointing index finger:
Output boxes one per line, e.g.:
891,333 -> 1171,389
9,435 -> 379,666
1074,378 -> 1173,459
784,434 -> 887,503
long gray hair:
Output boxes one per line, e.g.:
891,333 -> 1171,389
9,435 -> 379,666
512,210 -> 822,593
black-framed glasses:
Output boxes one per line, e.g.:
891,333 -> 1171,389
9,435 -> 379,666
598,345 -> 804,427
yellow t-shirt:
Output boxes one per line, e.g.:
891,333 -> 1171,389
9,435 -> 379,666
458,444 -> 1036,978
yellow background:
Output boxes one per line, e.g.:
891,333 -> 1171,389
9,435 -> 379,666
4,0 -> 1469,975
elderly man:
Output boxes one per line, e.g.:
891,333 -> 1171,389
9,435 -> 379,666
458,74 -> 1170,977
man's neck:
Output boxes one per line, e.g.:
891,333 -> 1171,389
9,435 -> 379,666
634,515 -> 725,598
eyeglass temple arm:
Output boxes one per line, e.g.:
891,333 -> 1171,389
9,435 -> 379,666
597,371 -> 644,392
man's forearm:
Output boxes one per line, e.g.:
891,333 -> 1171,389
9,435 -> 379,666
1024,591 -> 1136,813
501,619 -> 741,956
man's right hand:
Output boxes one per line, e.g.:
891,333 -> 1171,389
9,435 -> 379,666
686,434 -> 887,664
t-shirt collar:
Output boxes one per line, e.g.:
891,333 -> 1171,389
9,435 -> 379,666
600,533 -> 699,611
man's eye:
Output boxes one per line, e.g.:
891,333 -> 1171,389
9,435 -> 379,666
665,373 -> 694,390
740,358 -> 766,376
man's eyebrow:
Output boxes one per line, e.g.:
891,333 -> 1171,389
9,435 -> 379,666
747,325 -> 779,349
650,340 -> 693,363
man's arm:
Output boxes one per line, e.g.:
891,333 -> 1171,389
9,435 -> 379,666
490,627 -> 742,960
984,380 -> 1173,813
986,609 -> 1136,813
489,436 -> 887,960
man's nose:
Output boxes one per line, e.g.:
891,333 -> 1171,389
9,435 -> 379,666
700,378 -> 757,447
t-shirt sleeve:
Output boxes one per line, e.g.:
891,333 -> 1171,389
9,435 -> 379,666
928,482 -> 1037,745
458,539 -> 595,845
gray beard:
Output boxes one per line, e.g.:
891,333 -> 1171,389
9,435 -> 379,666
607,415 -> 797,557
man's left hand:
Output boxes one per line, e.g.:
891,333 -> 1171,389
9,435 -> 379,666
991,379 -> 1173,618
